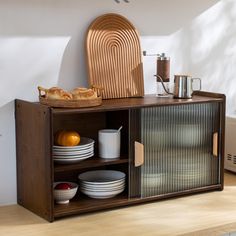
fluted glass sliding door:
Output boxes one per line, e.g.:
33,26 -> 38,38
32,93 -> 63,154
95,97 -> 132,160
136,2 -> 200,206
129,102 -> 222,198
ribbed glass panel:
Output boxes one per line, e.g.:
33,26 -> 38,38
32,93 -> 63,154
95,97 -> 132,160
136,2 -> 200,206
140,103 -> 219,198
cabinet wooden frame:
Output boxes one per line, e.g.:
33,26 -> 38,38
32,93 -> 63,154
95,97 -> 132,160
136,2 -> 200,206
15,91 -> 225,222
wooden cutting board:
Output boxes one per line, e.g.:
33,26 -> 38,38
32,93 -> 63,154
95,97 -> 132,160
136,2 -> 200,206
86,13 -> 144,99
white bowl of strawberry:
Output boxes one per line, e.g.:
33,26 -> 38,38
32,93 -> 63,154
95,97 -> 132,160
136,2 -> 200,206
53,182 -> 78,204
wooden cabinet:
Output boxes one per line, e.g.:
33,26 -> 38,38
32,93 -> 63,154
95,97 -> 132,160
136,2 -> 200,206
15,92 -> 225,222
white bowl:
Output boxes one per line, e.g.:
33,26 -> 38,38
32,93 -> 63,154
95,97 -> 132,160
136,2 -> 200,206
53,182 -> 78,204
80,182 -> 125,190
78,170 -> 126,184
80,187 -> 125,199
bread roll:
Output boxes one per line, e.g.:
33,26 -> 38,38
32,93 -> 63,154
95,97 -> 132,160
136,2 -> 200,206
38,86 -> 72,100
71,87 -> 97,100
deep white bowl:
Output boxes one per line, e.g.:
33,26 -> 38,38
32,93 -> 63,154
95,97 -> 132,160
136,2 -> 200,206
53,182 -> 78,204
78,170 -> 126,184
80,187 -> 125,199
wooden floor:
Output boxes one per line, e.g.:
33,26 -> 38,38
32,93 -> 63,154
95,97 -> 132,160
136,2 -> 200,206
1,171 -> 236,236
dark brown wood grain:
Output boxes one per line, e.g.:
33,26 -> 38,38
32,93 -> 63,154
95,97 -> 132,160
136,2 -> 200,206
15,92 -> 225,222
192,90 -> 226,99
15,100 -> 54,222
54,156 -> 129,173
51,93 -> 224,115
106,110 -> 129,156
52,112 -> 106,155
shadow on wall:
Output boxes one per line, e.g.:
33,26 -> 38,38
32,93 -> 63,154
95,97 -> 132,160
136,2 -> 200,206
0,0 -> 220,107
169,0 -> 236,114
0,37 -> 71,108
0,101 -> 16,205
0,0 -> 222,205
142,0 -> 236,114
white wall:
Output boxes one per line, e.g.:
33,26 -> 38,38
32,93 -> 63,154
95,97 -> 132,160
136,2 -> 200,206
1,0 -> 235,205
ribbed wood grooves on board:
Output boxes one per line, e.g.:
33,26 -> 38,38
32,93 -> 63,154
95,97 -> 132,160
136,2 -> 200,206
86,13 -> 144,99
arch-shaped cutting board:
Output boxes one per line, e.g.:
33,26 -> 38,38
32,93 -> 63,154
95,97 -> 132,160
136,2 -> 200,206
86,13 -> 144,99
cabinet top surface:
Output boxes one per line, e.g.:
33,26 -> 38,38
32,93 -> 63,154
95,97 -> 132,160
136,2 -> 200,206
16,92 -> 225,114
49,92 -> 224,114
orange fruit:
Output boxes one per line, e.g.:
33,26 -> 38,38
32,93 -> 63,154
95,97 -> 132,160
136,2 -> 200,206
55,130 -> 80,146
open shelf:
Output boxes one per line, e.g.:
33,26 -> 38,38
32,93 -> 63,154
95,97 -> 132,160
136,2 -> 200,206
54,156 -> 129,173
54,193 -> 128,218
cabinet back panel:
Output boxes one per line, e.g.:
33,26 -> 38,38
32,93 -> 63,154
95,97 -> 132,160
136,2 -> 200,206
53,111 -> 129,156
53,113 -> 106,151
106,110 -> 129,155
54,165 -> 128,183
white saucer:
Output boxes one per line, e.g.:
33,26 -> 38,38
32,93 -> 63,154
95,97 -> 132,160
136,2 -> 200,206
53,154 -> 93,164
53,151 -> 94,159
53,137 -> 95,150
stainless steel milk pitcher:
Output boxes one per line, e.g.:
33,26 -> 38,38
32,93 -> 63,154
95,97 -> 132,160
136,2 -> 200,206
173,75 -> 201,98
157,74 -> 201,99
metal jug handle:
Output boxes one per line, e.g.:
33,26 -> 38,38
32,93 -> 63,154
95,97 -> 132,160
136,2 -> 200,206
154,75 -> 174,95
191,78 -> 201,91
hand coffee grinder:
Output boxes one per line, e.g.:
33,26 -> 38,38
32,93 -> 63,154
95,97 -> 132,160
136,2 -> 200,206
143,51 -> 171,97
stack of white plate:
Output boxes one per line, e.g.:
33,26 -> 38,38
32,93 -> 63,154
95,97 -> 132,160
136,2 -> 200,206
78,170 -> 126,199
53,137 -> 95,164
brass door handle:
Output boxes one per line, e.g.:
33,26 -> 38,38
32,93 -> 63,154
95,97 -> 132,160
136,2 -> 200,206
135,141 -> 144,167
213,132 -> 218,157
